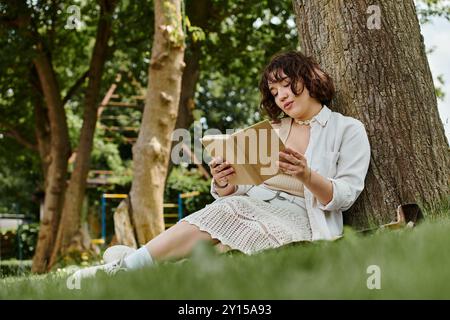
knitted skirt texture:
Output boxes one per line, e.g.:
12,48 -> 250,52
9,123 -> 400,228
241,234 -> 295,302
180,194 -> 312,255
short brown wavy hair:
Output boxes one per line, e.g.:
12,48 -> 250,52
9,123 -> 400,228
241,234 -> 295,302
259,51 -> 335,121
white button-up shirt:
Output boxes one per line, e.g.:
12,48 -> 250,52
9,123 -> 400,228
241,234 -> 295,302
210,106 -> 371,241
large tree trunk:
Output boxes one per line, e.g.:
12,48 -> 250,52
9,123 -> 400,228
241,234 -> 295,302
48,0 -> 118,269
31,44 -> 71,273
292,0 -> 450,228
127,0 -> 186,245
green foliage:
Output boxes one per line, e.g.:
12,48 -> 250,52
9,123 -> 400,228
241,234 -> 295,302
196,0 -> 298,131
0,223 -> 39,260
0,143 -> 41,215
16,223 -> 40,259
0,0 -> 153,215
165,166 -> 214,215
416,0 -> 450,23
434,74 -> 446,101
416,0 -> 449,103
185,16 -> 206,43
90,134 -> 133,186
163,1 -> 185,47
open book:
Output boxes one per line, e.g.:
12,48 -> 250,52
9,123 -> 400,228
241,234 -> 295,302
201,120 -> 285,185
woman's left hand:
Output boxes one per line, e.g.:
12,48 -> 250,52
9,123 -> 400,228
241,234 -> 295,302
277,147 -> 311,182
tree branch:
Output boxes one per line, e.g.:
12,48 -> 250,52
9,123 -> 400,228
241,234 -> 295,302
62,69 -> 90,105
3,126 -> 38,152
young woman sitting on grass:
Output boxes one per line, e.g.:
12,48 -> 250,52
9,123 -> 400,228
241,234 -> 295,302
72,51 -> 371,280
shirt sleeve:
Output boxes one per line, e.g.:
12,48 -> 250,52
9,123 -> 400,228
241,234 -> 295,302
210,180 -> 254,200
317,121 -> 371,212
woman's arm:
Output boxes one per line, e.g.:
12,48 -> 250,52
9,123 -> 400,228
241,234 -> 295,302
278,121 -> 370,210
301,170 -> 333,205
316,122 -> 371,211
278,149 -> 333,205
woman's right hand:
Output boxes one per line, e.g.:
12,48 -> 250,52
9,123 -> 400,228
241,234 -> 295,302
208,157 -> 235,188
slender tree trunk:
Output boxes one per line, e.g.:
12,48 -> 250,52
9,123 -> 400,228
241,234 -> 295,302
127,0 -> 186,245
166,37 -> 202,179
292,0 -> 450,228
48,0 -> 118,269
34,92 -> 52,184
26,66 -> 52,195
175,0 -> 211,130
175,46 -> 200,134
166,0 -> 213,180
31,44 -> 71,273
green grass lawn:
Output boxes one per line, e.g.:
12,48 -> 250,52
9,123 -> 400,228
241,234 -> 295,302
1,214 -> 450,299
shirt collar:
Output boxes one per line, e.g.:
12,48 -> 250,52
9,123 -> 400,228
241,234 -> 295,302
313,105 -> 332,127
277,105 -> 331,141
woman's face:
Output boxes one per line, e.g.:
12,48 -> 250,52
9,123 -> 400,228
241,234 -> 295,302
268,70 -> 312,119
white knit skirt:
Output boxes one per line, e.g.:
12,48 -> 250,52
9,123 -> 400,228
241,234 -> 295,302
179,192 -> 312,255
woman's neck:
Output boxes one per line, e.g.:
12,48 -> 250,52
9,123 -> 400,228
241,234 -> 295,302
296,100 -> 323,121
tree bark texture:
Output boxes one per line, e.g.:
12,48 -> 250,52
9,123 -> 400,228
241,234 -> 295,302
166,0 -> 212,180
48,0 -> 118,269
31,44 -> 71,273
34,93 -> 51,187
113,198 -> 138,248
292,0 -> 450,228
129,0 -> 186,245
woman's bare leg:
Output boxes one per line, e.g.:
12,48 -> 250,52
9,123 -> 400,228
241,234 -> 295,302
144,221 -> 220,262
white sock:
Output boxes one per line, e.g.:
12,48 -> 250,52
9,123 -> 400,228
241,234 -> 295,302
123,246 -> 153,270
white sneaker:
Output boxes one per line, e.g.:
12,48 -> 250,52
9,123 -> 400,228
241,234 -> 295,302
71,256 -> 127,281
103,245 -> 136,264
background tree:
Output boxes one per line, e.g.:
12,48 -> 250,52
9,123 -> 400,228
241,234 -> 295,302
292,0 -> 450,228
48,0 -> 119,270
124,0 -> 185,245
0,0 -> 126,272
1,0 -> 75,273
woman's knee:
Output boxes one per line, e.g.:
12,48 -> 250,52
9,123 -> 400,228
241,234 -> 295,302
178,221 -> 218,243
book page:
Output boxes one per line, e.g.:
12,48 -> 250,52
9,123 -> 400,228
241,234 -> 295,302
200,134 -> 229,160
201,120 -> 285,185
201,134 -> 256,185
233,120 -> 284,183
